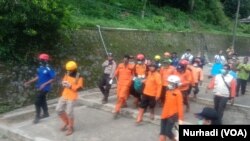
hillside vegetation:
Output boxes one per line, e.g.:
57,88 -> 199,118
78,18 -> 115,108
63,0 -> 250,35
0,0 -> 250,62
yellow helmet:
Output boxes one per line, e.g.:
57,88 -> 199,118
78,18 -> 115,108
66,61 -> 77,71
154,55 -> 161,61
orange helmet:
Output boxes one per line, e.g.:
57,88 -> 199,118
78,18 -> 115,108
38,53 -> 49,61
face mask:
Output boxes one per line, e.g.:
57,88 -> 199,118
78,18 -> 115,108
39,61 -> 47,66
167,84 -> 175,90
193,63 -> 198,67
137,61 -> 142,64
197,120 -> 203,125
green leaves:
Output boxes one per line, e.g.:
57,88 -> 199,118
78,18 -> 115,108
0,0 -> 72,62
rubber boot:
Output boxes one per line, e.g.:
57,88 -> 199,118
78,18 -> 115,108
65,118 -> 74,136
102,96 -> 108,104
136,108 -> 144,124
59,112 -> 68,131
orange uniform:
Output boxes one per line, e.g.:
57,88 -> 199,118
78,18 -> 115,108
160,66 -> 175,86
61,74 -> 84,100
173,69 -> 192,91
143,71 -> 162,98
135,64 -> 147,76
192,66 -> 203,84
161,89 -> 183,120
114,63 -> 134,112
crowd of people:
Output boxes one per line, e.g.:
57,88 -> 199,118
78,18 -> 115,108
23,49 -> 250,139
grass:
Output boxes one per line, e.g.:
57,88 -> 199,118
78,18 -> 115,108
62,0 -> 250,37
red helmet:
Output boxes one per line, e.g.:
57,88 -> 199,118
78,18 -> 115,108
38,53 -> 49,61
179,59 -> 189,66
136,53 -> 145,60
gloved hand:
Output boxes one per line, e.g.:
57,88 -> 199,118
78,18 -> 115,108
62,81 -> 71,88
132,77 -> 136,81
109,79 -> 113,84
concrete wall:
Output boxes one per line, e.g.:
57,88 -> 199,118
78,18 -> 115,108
0,28 -> 249,111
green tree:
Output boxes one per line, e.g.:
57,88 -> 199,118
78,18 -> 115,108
0,0 -> 72,62
224,0 -> 250,19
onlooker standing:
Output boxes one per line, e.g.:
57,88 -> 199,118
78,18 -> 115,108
207,64 -> 236,124
171,52 -> 179,68
236,57 -> 250,96
98,53 -> 117,104
24,53 -> 56,124
214,50 -> 226,65
181,49 -> 194,64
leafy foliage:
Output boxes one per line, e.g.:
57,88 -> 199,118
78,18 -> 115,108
0,0 -> 72,62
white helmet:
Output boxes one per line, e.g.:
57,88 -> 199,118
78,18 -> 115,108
167,75 -> 180,84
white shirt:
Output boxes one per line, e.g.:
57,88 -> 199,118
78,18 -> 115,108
213,74 -> 233,97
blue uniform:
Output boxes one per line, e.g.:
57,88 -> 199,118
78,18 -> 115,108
36,66 -> 55,91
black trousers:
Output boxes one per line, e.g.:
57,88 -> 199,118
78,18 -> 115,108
35,90 -> 49,118
237,79 -> 248,96
214,95 -> 228,125
98,74 -> 111,98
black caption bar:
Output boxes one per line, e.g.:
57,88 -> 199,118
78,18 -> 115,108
179,125 -> 250,141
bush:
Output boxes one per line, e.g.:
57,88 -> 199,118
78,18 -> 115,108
0,0 -> 72,62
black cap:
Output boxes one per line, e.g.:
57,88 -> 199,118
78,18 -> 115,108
195,107 -> 218,120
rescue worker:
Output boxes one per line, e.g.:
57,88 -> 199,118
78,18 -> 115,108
159,58 -> 175,107
131,53 -> 147,108
174,59 -> 192,112
207,64 -> 236,124
190,59 -> 203,99
55,61 -> 84,136
154,54 -> 162,70
24,53 -> 55,124
159,75 -> 183,141
112,55 -> 134,119
98,52 -> 116,104
136,62 -> 162,124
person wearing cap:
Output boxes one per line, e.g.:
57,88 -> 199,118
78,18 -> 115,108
55,61 -> 84,136
207,64 -> 236,124
24,53 -> 56,124
159,58 -> 175,107
136,61 -> 162,124
195,107 -> 219,125
112,55 -> 134,119
98,52 -> 117,104
159,75 -> 183,141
